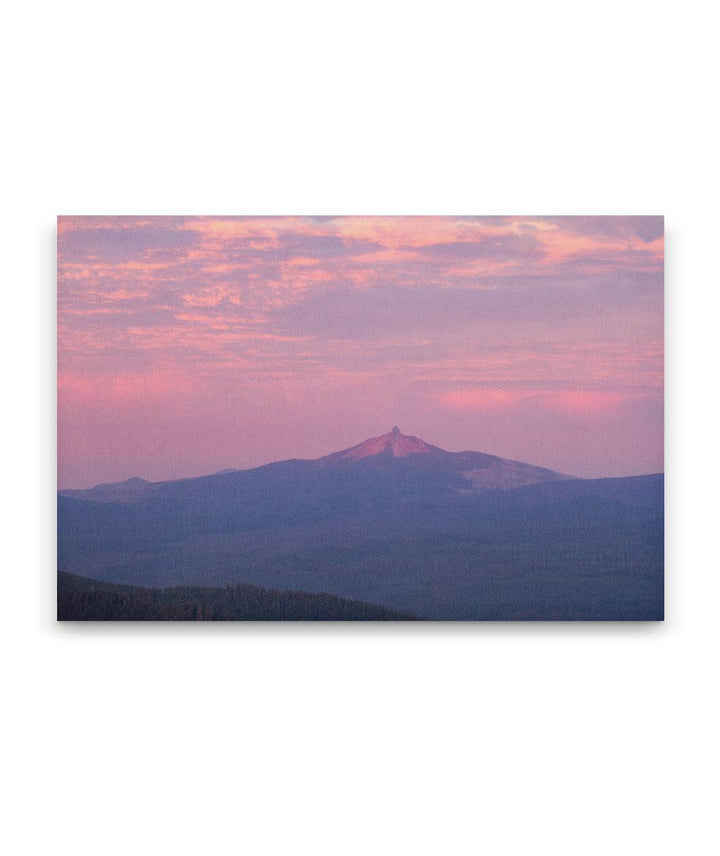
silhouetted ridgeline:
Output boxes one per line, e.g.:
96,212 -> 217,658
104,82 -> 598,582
57,572 -> 417,621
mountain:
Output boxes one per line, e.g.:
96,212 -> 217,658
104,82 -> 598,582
59,427 -> 572,504
324,425 -> 439,460
60,476 -> 151,504
57,429 -> 663,620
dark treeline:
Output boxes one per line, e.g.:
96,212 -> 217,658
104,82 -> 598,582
57,572 -> 417,621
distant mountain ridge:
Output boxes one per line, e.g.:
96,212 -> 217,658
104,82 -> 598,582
59,427 -> 573,503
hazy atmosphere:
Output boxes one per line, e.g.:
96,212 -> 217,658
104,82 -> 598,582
58,215 -> 663,488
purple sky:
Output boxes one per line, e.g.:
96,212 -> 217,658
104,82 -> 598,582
57,216 -> 663,488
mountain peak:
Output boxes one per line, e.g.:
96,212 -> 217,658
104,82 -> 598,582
325,428 -> 439,461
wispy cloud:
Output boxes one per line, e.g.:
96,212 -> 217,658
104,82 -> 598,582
57,216 -> 663,487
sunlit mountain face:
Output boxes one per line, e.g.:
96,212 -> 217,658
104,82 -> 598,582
324,426 -> 437,459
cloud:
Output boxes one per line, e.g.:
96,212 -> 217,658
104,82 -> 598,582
273,267 -> 663,340
545,215 -> 664,244
416,233 -> 543,261
438,387 -> 629,415
251,233 -> 382,261
57,215 -> 664,484
58,224 -> 197,264
438,389 -> 527,410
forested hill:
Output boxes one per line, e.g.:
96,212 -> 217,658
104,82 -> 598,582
57,572 -> 417,621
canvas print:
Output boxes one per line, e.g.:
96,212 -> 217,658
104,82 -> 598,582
57,216 -> 664,621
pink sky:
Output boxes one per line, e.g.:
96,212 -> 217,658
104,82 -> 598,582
57,216 -> 663,488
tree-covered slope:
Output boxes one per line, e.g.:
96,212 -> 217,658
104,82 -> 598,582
57,572 -> 417,621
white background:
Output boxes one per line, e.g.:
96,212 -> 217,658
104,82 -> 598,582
2,2 -> 718,854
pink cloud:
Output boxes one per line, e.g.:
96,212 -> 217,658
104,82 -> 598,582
538,390 -> 627,415
438,389 -> 528,411
438,387 -> 629,415
57,216 -> 663,486
58,369 -> 198,404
